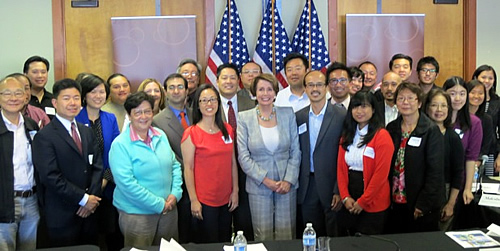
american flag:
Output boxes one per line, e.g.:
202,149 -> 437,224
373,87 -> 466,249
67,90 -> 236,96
253,0 -> 292,89
205,0 -> 250,86
292,0 -> 331,72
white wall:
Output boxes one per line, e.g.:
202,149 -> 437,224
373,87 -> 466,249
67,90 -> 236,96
214,0 -> 329,56
477,0 -> 500,93
0,0 -> 55,89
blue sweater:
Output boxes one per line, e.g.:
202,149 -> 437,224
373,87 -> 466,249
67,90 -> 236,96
109,126 -> 182,214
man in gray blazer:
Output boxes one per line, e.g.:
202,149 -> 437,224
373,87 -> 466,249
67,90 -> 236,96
296,70 -> 346,237
216,63 -> 256,240
152,73 -> 192,243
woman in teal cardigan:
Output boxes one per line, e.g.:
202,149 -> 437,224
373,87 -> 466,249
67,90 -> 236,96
109,92 -> 182,247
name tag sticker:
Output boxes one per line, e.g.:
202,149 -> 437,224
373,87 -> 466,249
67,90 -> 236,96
45,107 -> 56,115
454,128 -> 464,139
364,147 -> 375,159
408,137 -> 422,147
88,154 -> 93,165
298,123 -> 307,134
223,135 -> 233,144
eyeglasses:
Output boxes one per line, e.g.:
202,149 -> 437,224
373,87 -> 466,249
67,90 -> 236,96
420,68 -> 437,74
396,96 -> 418,103
0,91 -> 25,99
181,72 -> 199,77
306,83 -> 326,89
167,85 -> 185,90
132,109 -> 153,117
199,97 -> 218,104
328,78 -> 348,85
242,70 -> 260,74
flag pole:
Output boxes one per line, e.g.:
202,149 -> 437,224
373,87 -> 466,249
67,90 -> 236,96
228,0 -> 232,63
271,0 -> 276,75
308,0 -> 312,68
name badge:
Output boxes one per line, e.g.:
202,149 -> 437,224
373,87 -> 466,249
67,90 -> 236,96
454,128 -> 464,139
88,154 -> 93,165
45,107 -> 56,115
223,135 -> 233,144
298,123 -> 307,135
408,137 -> 422,147
363,146 -> 375,159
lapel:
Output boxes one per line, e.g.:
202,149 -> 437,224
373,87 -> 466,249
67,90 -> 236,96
315,103 -> 335,149
247,108 -> 275,155
165,108 -> 185,139
77,122 -> 88,158
52,118 -> 84,157
297,108 -> 311,158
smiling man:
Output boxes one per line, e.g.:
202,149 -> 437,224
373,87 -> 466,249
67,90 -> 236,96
23,56 -> 55,118
177,59 -> 202,107
389,54 -> 413,82
215,63 -> 256,240
327,62 -> 352,109
296,70 -> 346,237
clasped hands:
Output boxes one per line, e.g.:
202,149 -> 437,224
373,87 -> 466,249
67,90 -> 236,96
162,194 -> 177,215
342,197 -> 363,214
263,177 -> 291,194
77,195 -> 101,218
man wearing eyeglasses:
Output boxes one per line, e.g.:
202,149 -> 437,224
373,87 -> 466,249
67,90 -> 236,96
416,56 -> 440,95
238,61 -> 262,100
296,70 -> 346,237
327,62 -> 352,109
0,77 -> 40,250
177,59 -> 202,107
153,73 -> 193,243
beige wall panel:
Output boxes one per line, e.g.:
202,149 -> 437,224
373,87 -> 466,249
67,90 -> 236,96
64,1 -> 155,80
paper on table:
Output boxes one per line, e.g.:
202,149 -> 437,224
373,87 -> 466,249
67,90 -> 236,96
487,223 -> 500,237
160,238 -> 186,251
446,230 -> 500,248
130,248 -> 147,251
223,243 -> 267,251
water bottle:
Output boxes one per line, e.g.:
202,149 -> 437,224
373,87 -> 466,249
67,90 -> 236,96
303,223 -> 316,251
234,230 -> 247,251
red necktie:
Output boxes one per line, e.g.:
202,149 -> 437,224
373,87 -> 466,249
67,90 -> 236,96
180,111 -> 189,129
227,101 -> 237,133
71,122 -> 83,155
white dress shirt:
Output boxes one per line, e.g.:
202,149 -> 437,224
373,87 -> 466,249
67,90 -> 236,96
220,94 -> 239,122
345,125 -> 368,171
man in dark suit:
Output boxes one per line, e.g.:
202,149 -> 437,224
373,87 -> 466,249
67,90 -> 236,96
33,78 -> 102,247
216,63 -> 256,240
376,71 -> 402,126
296,70 -> 346,237
152,73 -> 192,243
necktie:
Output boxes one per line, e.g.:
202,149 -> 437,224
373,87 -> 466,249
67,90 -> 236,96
227,100 -> 237,133
180,111 -> 189,129
71,122 -> 83,155
336,103 -> 346,109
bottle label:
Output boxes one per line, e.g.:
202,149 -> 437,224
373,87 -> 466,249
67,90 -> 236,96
303,235 -> 316,246
234,244 -> 246,251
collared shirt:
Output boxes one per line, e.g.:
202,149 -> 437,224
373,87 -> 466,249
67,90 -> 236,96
129,124 -> 162,150
345,124 -> 368,171
2,111 -> 35,191
384,101 -> 399,126
308,101 -> 328,172
170,106 -> 190,126
275,86 -> 310,112
29,90 -> 55,117
331,95 -> 350,109
56,114 -> 88,206
24,104 -> 50,129
220,95 -> 239,122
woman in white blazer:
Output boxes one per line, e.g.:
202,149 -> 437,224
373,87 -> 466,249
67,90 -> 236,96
237,73 -> 301,241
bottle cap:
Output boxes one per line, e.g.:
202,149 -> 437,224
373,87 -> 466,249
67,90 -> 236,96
237,231 -> 244,235
306,223 -> 312,227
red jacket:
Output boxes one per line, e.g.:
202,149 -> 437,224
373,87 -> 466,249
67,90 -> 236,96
337,129 -> 394,213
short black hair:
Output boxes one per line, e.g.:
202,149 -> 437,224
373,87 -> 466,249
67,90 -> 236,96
124,91 -> 155,115
284,52 -> 309,70
389,53 -> 413,70
326,62 -> 352,84
240,61 -> 262,73
416,56 -> 440,73
164,73 -> 188,90
358,61 -> 377,71
23,56 -> 50,74
52,78 -> 82,99
107,73 -> 130,86
80,74 -> 109,107
349,66 -> 365,83
216,63 -> 240,79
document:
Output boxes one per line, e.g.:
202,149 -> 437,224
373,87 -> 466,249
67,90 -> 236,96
446,230 -> 500,248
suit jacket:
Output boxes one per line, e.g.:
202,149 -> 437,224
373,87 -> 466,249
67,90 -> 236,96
33,117 -> 103,228
0,115 -> 39,223
386,113 -> 445,213
237,106 -> 301,196
221,91 -> 256,123
152,106 -> 192,167
295,103 -> 346,208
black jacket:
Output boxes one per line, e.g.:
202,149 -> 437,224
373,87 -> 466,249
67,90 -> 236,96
0,115 -> 39,223
386,113 -> 445,213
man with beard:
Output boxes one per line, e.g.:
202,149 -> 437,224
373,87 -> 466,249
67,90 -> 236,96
377,72 -> 402,126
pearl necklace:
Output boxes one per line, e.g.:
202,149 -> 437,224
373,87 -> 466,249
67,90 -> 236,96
256,106 -> 276,121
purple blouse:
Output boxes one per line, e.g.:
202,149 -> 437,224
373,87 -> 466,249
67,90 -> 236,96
453,114 -> 482,161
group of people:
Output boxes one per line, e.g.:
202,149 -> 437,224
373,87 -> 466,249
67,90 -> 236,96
1,52 -> 498,250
